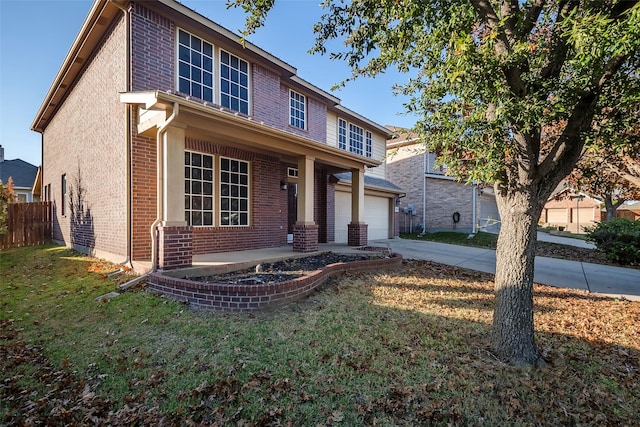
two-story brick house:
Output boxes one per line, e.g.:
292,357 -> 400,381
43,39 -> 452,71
32,0 -> 399,272
386,127 -> 501,234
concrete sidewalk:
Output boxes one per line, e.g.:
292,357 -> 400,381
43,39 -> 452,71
374,238 -> 640,302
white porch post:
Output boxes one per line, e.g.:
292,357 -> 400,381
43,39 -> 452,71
348,167 -> 368,246
162,126 -> 186,226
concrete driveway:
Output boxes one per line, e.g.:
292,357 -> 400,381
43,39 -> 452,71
373,238 -> 640,302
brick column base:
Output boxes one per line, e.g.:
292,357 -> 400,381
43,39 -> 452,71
348,222 -> 368,246
158,226 -> 193,270
293,223 -> 319,253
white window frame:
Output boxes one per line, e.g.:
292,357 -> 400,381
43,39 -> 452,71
185,151 -> 215,226
220,49 -> 250,115
289,90 -> 306,129
177,28 -> 214,102
349,123 -> 364,156
338,119 -> 347,150
365,131 -> 373,158
219,157 -> 250,227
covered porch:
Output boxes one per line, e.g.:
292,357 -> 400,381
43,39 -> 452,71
121,91 -> 381,270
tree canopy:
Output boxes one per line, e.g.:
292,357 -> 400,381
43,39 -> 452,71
232,0 -> 640,365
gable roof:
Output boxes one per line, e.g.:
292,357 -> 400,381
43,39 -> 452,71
0,158 -> 39,189
31,0 -> 393,139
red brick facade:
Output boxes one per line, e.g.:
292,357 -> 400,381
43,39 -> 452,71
348,223 -> 368,246
293,223 -> 319,252
158,225 -> 192,269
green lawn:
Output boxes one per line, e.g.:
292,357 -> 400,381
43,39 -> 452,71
2,244 -> 639,425
401,231 -> 499,248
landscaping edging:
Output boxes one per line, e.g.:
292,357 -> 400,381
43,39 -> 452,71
147,251 -> 403,311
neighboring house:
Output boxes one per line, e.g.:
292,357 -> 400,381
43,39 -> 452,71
616,200 -> 640,220
31,0 -> 400,272
385,127 -> 500,234
0,145 -> 40,202
540,187 -> 603,233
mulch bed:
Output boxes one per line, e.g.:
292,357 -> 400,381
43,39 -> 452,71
190,252 -> 384,284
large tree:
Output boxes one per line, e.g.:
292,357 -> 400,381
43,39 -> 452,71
233,0 -> 640,365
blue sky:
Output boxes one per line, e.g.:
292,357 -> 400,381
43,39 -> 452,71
0,0 -> 418,167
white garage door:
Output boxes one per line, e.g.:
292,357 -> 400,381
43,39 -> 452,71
335,191 -> 390,243
571,207 -> 595,224
546,209 -> 567,224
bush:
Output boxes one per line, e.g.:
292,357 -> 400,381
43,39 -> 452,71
585,218 -> 640,265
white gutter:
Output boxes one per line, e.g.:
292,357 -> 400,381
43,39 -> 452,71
471,182 -> 478,234
150,103 -> 180,272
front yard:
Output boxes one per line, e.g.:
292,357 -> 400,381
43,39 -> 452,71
1,245 -> 639,425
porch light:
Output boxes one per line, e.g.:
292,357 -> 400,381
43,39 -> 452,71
280,180 -> 287,190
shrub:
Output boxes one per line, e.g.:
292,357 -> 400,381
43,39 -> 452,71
585,218 -> 640,265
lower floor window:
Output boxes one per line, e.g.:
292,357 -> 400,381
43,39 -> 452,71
184,151 -> 250,227
220,157 -> 250,226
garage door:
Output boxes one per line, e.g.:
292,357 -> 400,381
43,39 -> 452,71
546,209 -> 567,224
571,207 -> 595,225
335,191 -> 390,243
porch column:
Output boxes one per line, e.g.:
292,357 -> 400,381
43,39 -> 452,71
293,156 -> 318,252
348,167 -> 368,246
158,125 -> 192,269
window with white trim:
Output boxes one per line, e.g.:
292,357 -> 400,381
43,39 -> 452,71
220,50 -> 249,114
338,119 -> 347,150
185,151 -> 214,226
349,123 -> 364,155
290,90 -> 306,129
177,29 -> 214,102
365,131 -> 373,158
61,174 -> 66,216
220,157 -> 250,226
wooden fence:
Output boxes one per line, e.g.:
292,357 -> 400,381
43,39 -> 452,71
1,202 -> 52,250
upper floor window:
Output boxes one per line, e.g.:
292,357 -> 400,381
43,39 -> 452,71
177,29 -> 214,102
338,119 -> 347,150
290,90 -> 306,129
220,50 -> 249,115
349,123 -> 364,156
220,157 -> 250,226
365,131 -> 372,158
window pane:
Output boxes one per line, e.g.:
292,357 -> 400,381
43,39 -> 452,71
192,66 -> 201,83
191,83 -> 201,99
179,61 -> 190,78
185,195 -> 190,209
203,169 -> 212,181
192,52 -> 201,67
192,211 -> 202,226
221,198 -> 229,210
191,36 -> 201,52
203,212 -> 213,226
203,42 -> 212,57
203,197 -> 212,210
179,45 -> 190,62
176,29 -> 214,101
192,181 -> 201,195
203,87 -> 213,102
221,184 -> 229,196
203,182 -> 212,195
178,29 -> 189,45
192,196 -> 202,210
240,101 -> 248,115
178,78 -> 189,94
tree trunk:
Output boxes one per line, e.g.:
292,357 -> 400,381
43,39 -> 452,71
603,194 -> 622,222
492,189 -> 544,366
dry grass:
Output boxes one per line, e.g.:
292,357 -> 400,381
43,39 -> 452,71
1,245 -> 639,425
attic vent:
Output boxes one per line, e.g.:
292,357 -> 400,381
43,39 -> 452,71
287,167 -> 299,178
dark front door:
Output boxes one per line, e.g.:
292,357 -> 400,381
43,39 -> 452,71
287,183 -> 298,236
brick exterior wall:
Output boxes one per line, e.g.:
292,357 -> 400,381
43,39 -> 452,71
158,225 -> 193,269
186,139 -> 289,254
148,252 -> 402,311
293,223 -> 319,252
43,16 -> 128,263
348,223 -> 368,246
131,128 -> 157,261
131,3 -> 174,91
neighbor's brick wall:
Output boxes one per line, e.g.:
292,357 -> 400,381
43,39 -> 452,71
186,139 -> 289,254
43,16 -> 128,263
386,145 -> 426,231
131,3 -> 174,91
387,144 -> 478,233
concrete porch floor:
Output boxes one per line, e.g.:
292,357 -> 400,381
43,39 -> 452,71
192,242 -> 385,267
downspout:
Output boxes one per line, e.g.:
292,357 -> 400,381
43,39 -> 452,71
471,182 -> 478,234
150,103 -> 180,272
112,0 -> 133,270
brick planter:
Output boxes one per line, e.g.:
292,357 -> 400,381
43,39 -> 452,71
147,250 -> 402,312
